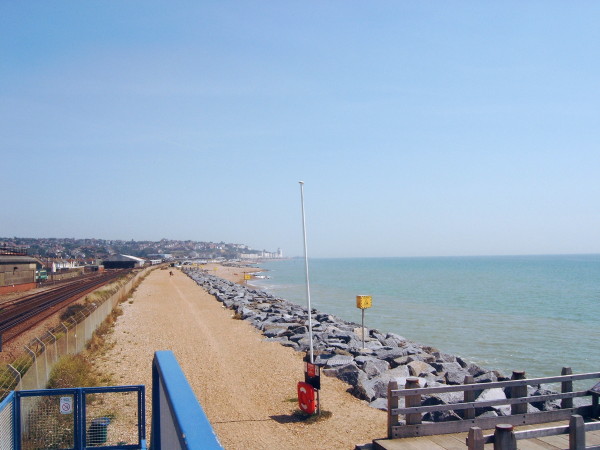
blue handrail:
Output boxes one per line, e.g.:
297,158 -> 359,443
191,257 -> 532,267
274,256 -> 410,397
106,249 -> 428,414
0,391 -> 15,449
151,351 -> 222,450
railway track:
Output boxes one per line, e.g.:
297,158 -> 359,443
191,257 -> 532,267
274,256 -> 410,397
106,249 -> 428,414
0,269 -> 132,345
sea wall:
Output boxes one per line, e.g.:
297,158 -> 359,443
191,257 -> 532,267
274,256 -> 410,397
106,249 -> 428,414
184,268 -> 563,420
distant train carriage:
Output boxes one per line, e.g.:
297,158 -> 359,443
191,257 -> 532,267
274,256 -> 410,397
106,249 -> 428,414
36,269 -> 48,281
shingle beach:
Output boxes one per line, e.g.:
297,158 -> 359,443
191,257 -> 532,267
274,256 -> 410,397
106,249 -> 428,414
94,265 -> 386,449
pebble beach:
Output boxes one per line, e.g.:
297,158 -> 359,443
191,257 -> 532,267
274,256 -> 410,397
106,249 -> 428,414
94,265 -> 386,449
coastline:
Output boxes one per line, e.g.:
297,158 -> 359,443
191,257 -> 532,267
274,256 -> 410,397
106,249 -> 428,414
184,264 -> 588,420
246,256 -> 600,380
93,265 -> 386,449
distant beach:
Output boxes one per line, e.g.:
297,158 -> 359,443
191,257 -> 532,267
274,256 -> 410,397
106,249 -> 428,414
251,255 -> 600,379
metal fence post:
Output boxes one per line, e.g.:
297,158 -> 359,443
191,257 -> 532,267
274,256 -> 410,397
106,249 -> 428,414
7,364 -> 22,391
48,331 -> 58,364
24,346 -> 39,389
62,323 -> 69,355
34,337 -> 48,383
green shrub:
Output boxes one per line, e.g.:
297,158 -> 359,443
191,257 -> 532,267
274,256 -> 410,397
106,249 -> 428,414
47,355 -> 99,389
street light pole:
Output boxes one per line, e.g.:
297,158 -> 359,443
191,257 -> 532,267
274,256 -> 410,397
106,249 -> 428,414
299,181 -> 314,364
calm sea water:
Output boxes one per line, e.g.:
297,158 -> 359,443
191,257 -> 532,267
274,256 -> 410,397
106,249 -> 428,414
251,255 -> 600,379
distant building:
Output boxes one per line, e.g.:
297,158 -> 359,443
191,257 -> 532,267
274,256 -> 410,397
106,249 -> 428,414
147,253 -> 173,261
240,249 -> 283,260
50,259 -> 79,273
0,255 -> 41,294
102,254 -> 146,269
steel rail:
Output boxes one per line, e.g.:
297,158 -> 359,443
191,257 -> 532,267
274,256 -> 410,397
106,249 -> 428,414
0,270 -> 131,341
0,272 -> 109,308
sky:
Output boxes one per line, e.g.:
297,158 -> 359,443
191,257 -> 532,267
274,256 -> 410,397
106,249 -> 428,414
1,1 -> 599,258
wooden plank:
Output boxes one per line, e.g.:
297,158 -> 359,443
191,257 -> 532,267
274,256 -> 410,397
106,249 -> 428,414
464,375 -> 476,420
428,433 -> 467,450
388,380 -> 399,439
467,427 -> 485,450
405,378 -> 422,426
586,430 -> 600,446
373,437 -> 446,450
537,433 -> 569,447
392,409 -> 591,438
393,391 -> 587,415
511,370 -> 528,415
392,372 -> 600,397
561,367 -> 574,409
513,439 -> 560,449
514,425 -> 569,439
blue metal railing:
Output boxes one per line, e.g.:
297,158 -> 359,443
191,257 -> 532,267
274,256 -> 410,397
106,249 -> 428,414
1,351 -> 220,449
13,385 -> 145,449
0,391 -> 15,449
151,351 -> 222,449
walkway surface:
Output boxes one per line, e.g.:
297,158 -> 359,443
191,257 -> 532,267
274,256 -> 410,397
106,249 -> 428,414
94,266 -> 387,449
373,420 -> 600,449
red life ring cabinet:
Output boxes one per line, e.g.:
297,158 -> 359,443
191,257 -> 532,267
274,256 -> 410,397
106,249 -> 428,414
297,381 -> 317,414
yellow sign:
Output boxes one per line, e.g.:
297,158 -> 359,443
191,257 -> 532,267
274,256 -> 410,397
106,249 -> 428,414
244,274 -> 252,280
356,295 -> 372,309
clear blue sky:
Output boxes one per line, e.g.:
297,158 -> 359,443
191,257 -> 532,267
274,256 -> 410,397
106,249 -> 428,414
2,1 -> 599,257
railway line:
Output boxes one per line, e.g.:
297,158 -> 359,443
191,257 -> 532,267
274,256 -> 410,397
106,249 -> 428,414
0,269 -> 132,345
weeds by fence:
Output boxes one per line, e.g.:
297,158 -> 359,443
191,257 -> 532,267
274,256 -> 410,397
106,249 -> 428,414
0,267 -> 152,402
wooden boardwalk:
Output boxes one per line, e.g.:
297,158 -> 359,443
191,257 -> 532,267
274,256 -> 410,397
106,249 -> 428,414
373,420 -> 600,449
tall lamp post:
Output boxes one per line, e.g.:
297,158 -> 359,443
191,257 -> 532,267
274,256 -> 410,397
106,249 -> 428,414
299,181 -> 314,364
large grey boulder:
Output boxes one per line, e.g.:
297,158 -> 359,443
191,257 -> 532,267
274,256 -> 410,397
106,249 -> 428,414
475,388 -> 510,416
362,367 -> 422,400
423,410 -> 462,422
323,354 -> 355,367
431,361 -> 462,373
423,390 -> 464,407
445,369 -> 472,385
408,360 -> 436,377
262,325 -> 290,338
363,359 -> 390,378
369,397 -> 390,411
374,347 -> 410,362
323,363 -> 364,387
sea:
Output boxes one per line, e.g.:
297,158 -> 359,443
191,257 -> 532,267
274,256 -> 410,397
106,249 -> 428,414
250,255 -> 600,381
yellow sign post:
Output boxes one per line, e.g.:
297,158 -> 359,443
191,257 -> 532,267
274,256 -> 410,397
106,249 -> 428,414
244,274 -> 251,284
356,295 -> 372,349
356,295 -> 372,309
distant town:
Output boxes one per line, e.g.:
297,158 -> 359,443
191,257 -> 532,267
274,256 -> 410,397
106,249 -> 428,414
0,237 -> 283,263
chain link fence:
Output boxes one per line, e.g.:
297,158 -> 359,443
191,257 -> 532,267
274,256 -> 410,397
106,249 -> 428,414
0,267 -> 152,402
